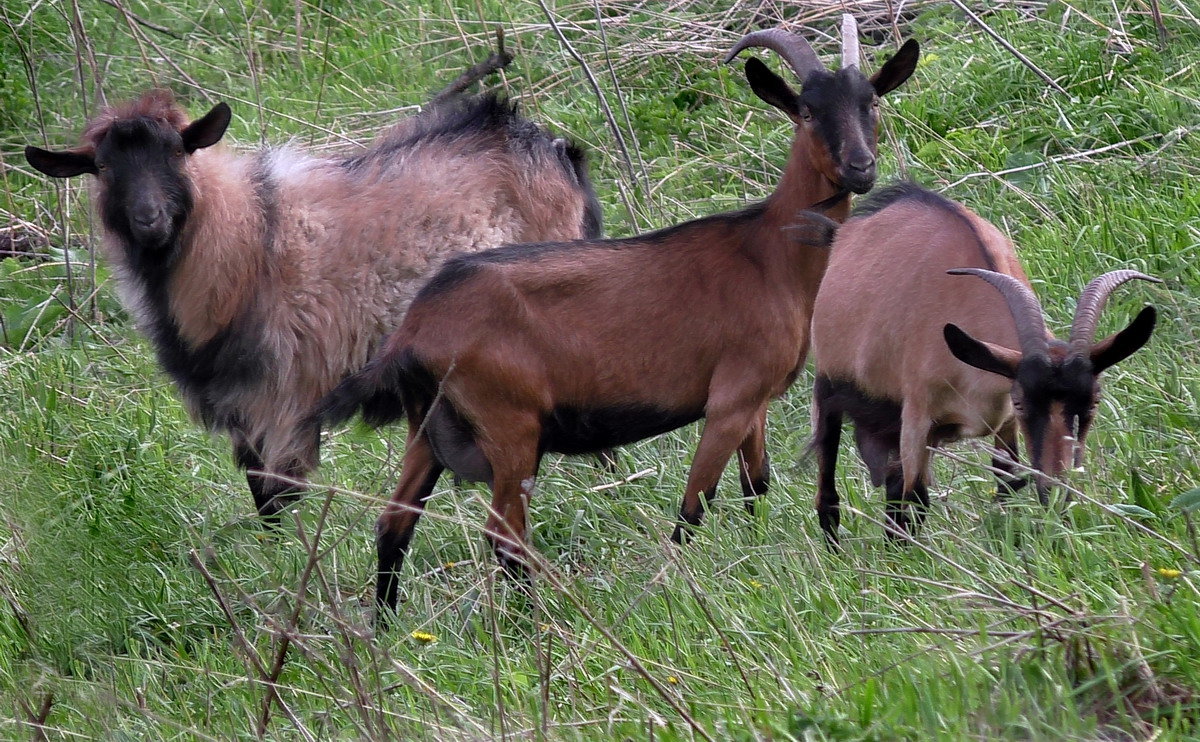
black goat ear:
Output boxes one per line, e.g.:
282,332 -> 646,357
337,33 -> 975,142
944,323 -> 1021,379
24,145 -> 97,178
182,102 -> 232,153
1090,305 -> 1156,373
871,39 -> 919,96
744,57 -> 802,118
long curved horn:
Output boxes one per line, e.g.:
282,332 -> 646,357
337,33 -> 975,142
841,14 -> 860,69
1068,270 -> 1161,353
724,28 -> 824,80
947,268 -> 1050,357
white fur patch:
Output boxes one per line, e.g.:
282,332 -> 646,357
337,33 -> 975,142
264,145 -> 317,185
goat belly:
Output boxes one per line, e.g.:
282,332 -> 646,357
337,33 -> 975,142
540,404 -> 704,455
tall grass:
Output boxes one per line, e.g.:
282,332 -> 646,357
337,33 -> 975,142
1,1 -> 1198,738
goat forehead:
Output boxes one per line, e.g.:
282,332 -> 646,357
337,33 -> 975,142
800,68 -> 874,111
1016,360 -> 1096,405
100,117 -> 181,154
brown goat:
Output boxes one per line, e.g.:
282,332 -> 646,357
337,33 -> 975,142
810,183 -> 1158,542
24,90 -> 601,519
318,24 -> 920,614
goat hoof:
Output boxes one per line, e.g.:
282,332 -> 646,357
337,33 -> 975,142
996,475 -> 1028,498
496,551 -> 531,585
883,513 -> 914,541
818,509 -> 841,545
595,448 -> 618,472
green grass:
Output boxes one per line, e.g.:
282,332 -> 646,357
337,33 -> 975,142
2,0 -> 1200,739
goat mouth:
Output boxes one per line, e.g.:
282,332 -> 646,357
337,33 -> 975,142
128,221 -> 174,249
842,173 -> 876,195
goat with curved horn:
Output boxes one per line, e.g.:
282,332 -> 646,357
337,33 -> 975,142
810,183 -> 1159,542
724,24 -> 920,196
319,25 -> 920,619
841,14 -> 861,70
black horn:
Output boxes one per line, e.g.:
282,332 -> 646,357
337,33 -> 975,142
724,28 -> 824,80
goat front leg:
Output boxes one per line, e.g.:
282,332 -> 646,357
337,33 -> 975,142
594,448 -> 618,472
376,431 -> 445,619
736,405 -> 771,515
992,418 -> 1027,498
671,405 -> 760,544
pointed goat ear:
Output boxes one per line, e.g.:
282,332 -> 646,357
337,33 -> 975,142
1089,305 -> 1157,373
181,102 -> 232,153
24,145 -> 97,178
744,57 -> 802,119
943,323 -> 1021,379
870,38 -> 919,96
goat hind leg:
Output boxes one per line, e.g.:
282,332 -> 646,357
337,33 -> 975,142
478,418 -> 542,589
233,433 -> 307,523
594,448 -> 618,472
813,377 -> 845,547
233,434 -> 272,518
376,433 -> 444,619
888,404 -> 933,539
736,405 -> 770,515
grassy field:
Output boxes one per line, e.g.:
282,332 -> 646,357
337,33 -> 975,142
2,0 -> 1200,739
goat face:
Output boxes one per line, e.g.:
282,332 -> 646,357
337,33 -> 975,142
25,102 -> 231,256
945,303 -> 1157,502
739,38 -> 919,195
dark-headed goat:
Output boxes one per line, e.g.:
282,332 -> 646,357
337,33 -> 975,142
24,89 -> 601,519
810,183 -> 1158,542
318,23 -> 920,614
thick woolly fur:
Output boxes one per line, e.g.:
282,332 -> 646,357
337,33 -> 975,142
34,89 -> 601,515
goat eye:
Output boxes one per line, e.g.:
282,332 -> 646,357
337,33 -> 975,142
97,163 -> 108,172
173,148 -> 185,158
871,97 -> 880,108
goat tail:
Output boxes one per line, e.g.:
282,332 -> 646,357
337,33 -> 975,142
316,351 -> 410,430
553,137 -> 604,239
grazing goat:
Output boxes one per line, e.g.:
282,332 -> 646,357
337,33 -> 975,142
810,183 -> 1158,542
24,89 -> 601,518
318,23 -> 920,614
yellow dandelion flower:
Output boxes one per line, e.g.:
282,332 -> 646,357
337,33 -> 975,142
667,676 -> 679,685
410,630 -> 437,643
1157,568 -> 1183,579
748,579 -> 764,589
444,561 -> 457,569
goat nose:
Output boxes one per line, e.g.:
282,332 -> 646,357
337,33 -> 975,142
132,208 -> 164,228
848,156 -> 875,173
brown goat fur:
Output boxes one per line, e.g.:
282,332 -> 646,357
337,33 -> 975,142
25,89 -> 601,518
318,29 -> 920,615
810,183 -> 1158,541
